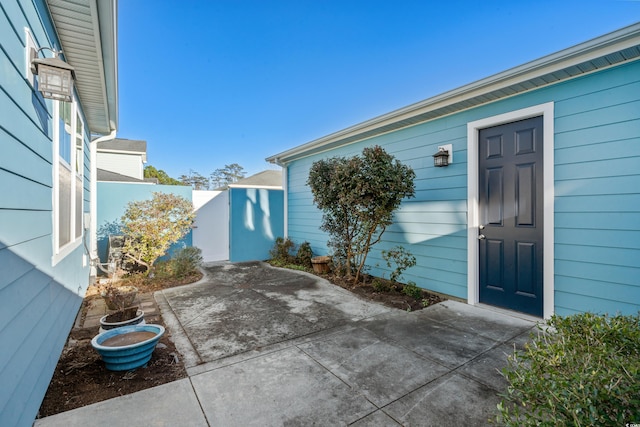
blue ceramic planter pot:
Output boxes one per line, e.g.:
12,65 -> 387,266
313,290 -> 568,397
91,324 -> 165,371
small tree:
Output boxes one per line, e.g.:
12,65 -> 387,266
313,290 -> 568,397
144,165 -> 184,186
211,163 -> 246,189
307,146 -> 415,282
121,192 -> 195,274
179,169 -> 210,190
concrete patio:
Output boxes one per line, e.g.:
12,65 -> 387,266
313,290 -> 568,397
35,262 -> 537,426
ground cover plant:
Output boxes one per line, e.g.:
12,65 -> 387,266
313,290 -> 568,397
497,312 -> 640,426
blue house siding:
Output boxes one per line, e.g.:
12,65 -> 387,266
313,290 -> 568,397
229,188 -> 284,262
0,0 -> 110,424
285,58 -> 640,316
96,182 -> 194,265
550,60 -> 640,316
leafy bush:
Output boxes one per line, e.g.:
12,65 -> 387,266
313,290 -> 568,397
269,237 -> 296,264
382,246 -> 416,283
401,281 -> 422,300
307,146 -> 415,283
497,312 -> 640,426
170,246 -> 203,278
295,242 -> 313,267
121,192 -> 195,274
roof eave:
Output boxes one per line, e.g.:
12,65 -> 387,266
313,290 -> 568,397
45,0 -> 118,135
96,0 -> 118,134
267,22 -> 640,165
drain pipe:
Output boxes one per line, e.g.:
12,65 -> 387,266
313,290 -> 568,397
88,130 -> 116,280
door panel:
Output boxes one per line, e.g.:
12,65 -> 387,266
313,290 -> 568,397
478,116 -> 543,317
516,163 -> 535,226
487,168 -> 504,225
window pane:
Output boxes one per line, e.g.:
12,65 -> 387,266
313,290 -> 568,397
76,113 -> 83,175
75,176 -> 83,239
59,164 -> 71,248
59,102 -> 72,164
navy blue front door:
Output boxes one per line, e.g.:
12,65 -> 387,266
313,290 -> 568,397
478,116 -> 543,317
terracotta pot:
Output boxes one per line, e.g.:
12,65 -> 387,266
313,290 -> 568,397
311,256 -> 331,274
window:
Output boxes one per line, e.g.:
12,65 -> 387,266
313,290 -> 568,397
75,111 -> 84,239
53,97 -> 84,262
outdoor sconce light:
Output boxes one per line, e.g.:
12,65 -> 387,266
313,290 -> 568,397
30,47 -> 75,102
433,144 -> 453,167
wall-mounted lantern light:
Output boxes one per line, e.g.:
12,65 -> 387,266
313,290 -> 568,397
30,47 -> 75,102
433,144 -> 453,167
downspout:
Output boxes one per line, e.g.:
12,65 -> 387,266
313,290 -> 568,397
268,157 -> 288,239
89,130 -> 116,279
281,164 -> 288,239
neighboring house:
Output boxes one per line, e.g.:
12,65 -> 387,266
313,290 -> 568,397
96,142 -> 192,266
96,138 -> 147,181
0,1 -> 118,425
193,170 -> 284,263
267,23 -> 640,319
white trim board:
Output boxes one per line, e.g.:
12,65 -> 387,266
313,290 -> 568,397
466,102 -> 555,319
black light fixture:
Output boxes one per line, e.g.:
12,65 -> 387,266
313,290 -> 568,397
30,47 -> 75,102
433,146 -> 450,167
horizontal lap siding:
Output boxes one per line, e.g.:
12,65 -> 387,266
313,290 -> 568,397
286,119 -> 469,300
285,59 -> 640,312
0,1 -> 90,426
553,60 -> 640,316
287,158 -> 327,252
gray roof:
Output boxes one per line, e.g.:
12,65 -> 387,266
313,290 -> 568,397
97,138 -> 147,162
229,170 -> 283,189
267,22 -> 640,165
97,138 -> 146,153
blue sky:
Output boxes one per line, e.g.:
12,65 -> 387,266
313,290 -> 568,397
117,1 -> 639,180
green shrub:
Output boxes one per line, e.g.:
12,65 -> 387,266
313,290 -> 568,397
401,281 -> 422,300
497,312 -> 640,427
121,192 -> 195,274
269,237 -> 296,264
295,241 -> 313,267
382,246 -> 416,283
372,278 -> 390,292
170,246 -> 203,278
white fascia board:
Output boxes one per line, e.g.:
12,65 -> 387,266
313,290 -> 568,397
94,0 -> 118,132
266,22 -> 640,165
228,185 -> 283,190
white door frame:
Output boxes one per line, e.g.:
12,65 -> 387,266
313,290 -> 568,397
467,102 -> 555,319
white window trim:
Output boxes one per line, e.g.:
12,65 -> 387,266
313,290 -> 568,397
466,102 -> 555,319
52,98 -> 84,265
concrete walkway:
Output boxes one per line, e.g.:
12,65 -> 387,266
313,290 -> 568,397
35,262 -> 537,426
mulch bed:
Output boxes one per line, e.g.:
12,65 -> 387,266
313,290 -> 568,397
323,273 -> 445,312
37,272 -> 202,418
37,267 -> 443,418
37,323 -> 187,417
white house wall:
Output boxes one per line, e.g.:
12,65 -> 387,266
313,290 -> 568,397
192,190 -> 230,262
97,151 -> 143,180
